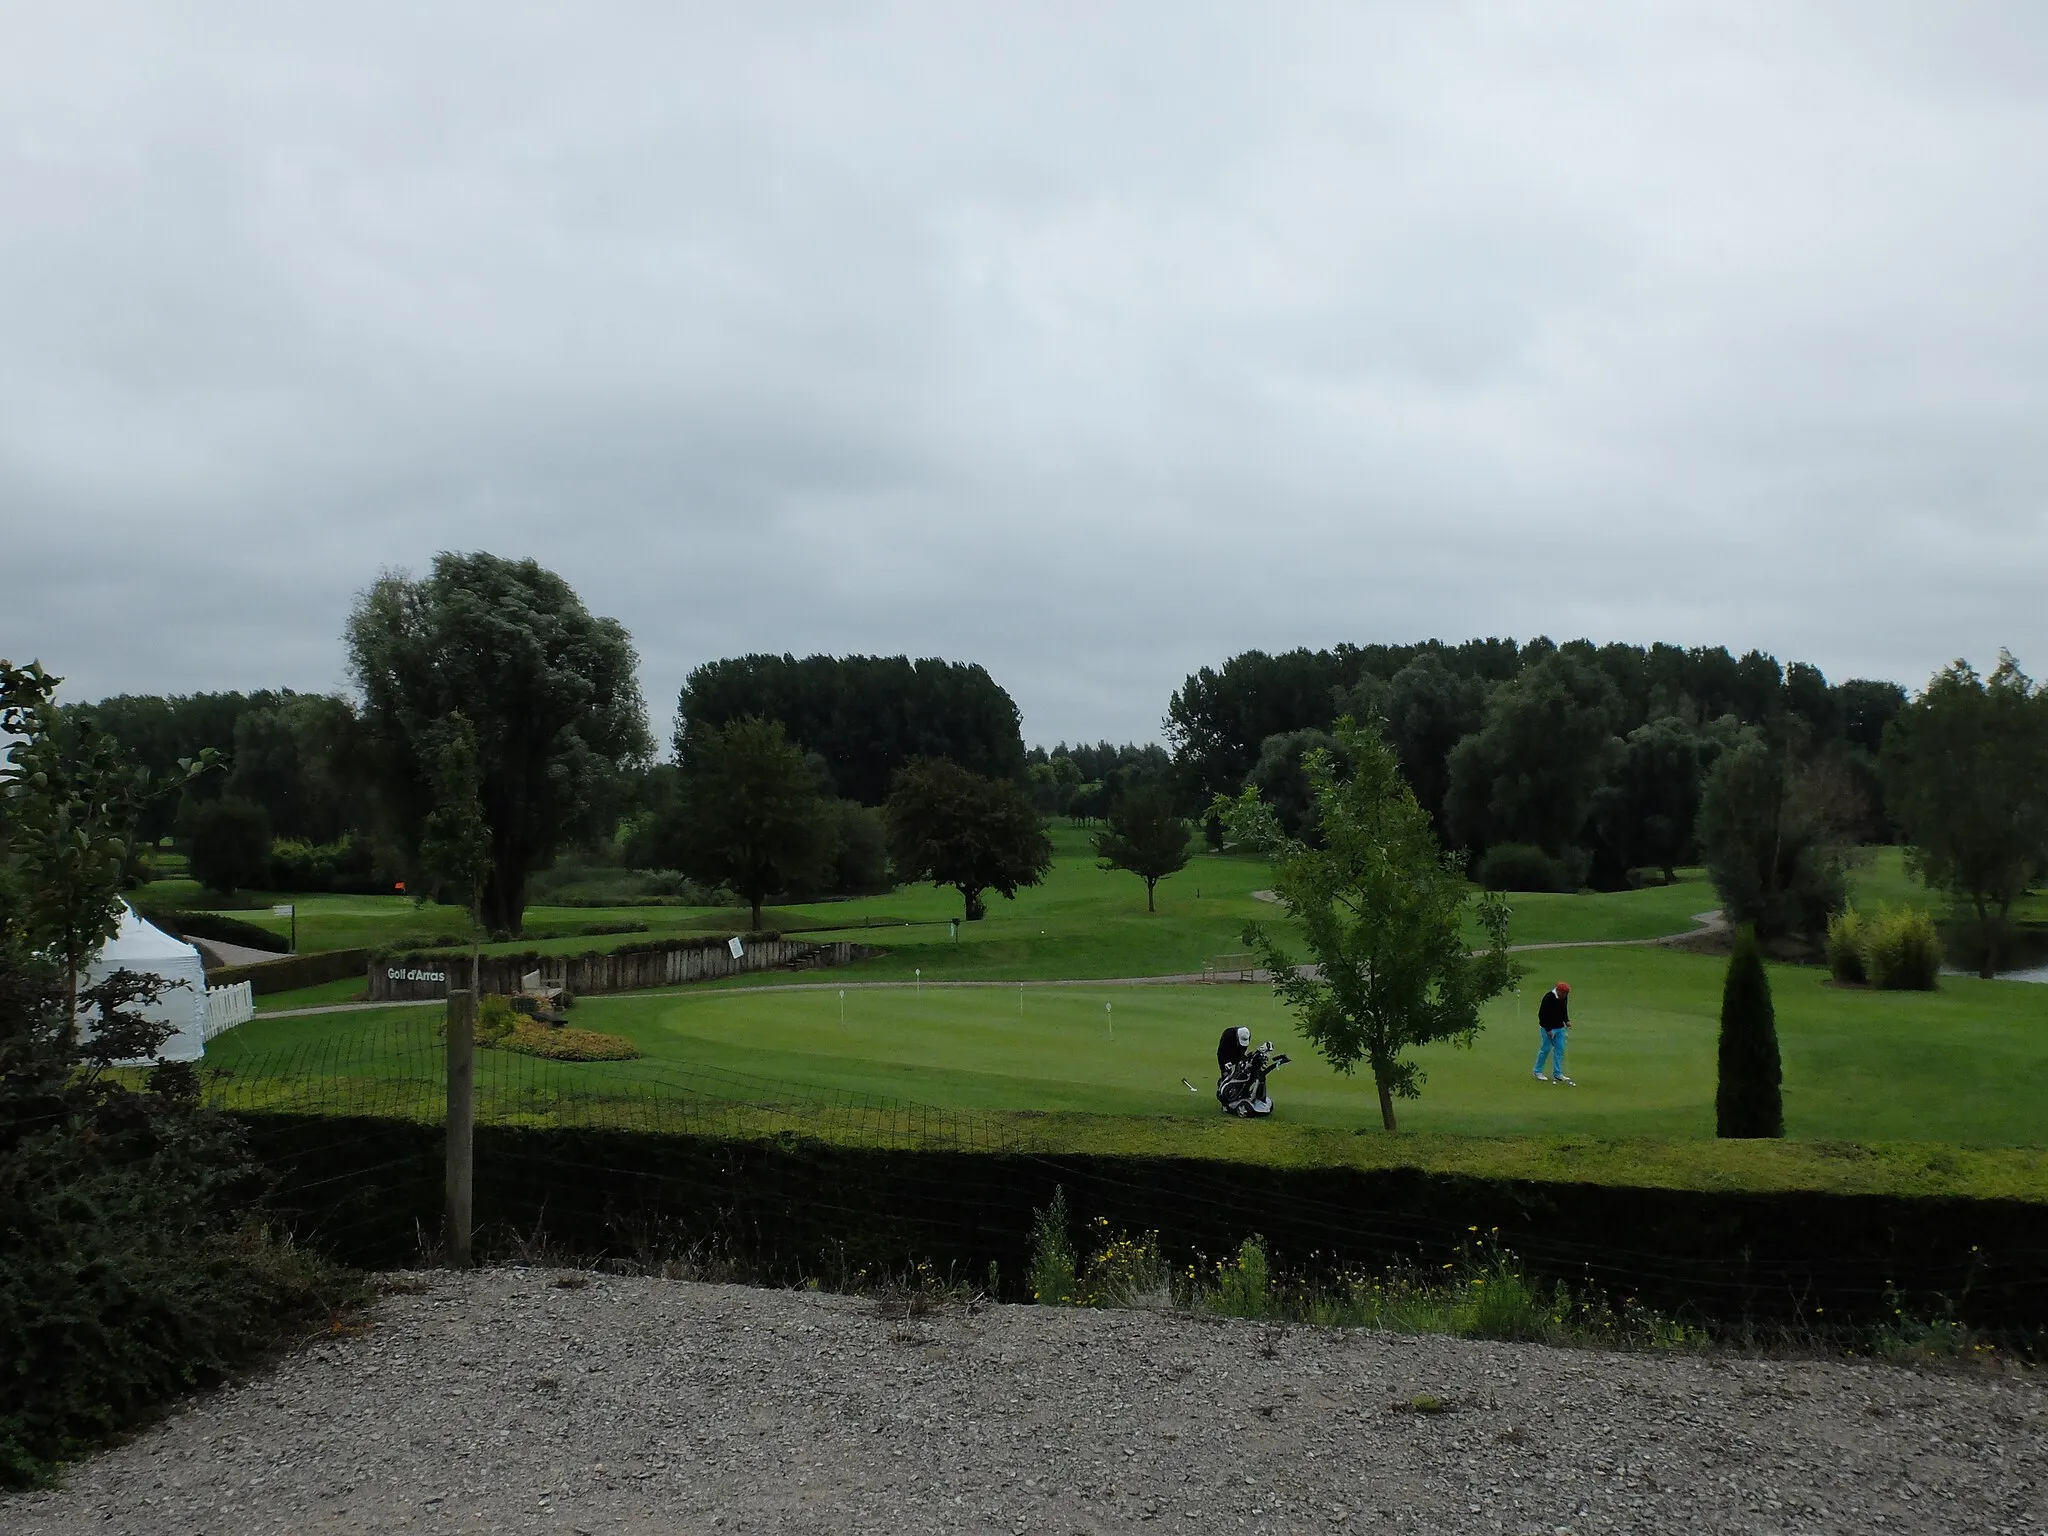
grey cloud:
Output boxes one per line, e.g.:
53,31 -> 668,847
2,2 -> 2045,743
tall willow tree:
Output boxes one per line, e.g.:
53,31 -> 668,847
347,553 -> 651,936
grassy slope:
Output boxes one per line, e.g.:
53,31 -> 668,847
139,826 -> 1721,974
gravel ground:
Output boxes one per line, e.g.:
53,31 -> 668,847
6,1269 -> 2044,1536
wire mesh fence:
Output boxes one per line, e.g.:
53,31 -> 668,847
203,1007 -> 1032,1155
199,1006 -> 2048,1333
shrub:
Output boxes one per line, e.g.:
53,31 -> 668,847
1076,1217 -> 1173,1309
1027,1186 -> 1076,1305
492,1024 -> 639,1062
1826,908 -> 1868,984
476,994 -> 519,1045
1210,1235 -> 1272,1319
1864,905 -> 1943,991
1715,928 -> 1784,1139
1476,843 -> 1569,893
266,834 -> 383,895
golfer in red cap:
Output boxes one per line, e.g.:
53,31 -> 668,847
1533,980 -> 1574,1084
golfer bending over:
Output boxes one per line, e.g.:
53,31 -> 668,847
1533,980 -> 1574,1085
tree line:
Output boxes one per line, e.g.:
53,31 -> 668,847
1170,639 -> 2048,972
62,553 -> 1049,934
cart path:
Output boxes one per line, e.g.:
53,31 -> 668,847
257,912 -> 1728,1018
7,1269 -> 2043,1536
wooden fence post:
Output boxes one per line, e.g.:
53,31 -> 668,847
445,988 -> 475,1268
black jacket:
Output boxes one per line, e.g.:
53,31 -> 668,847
1537,989 -> 1570,1031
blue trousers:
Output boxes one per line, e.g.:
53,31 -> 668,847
1534,1027 -> 1568,1078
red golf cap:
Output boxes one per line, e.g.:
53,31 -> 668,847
1555,981 -> 1570,993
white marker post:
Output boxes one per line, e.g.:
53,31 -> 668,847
839,988 -> 846,1028
1106,1001 -> 1113,1039
915,967 -> 921,998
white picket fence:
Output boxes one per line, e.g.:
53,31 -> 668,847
203,980 -> 254,1041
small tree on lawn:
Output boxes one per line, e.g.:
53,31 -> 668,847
1214,716 -> 1515,1132
1093,785 -> 1192,912
885,758 -> 1052,921
416,710 -> 493,995
661,716 -> 832,931
1715,927 -> 1784,1139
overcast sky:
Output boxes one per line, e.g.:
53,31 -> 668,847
4,4 -> 2045,748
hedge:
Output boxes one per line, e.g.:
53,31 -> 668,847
233,1114 -> 2048,1335
209,948 -> 371,997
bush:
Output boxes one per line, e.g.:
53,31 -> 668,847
476,994 -> 519,1045
266,834 -> 383,895
1027,1186 -> 1076,1305
144,908 -> 290,955
1076,1217 -> 1173,1309
1211,1235 -> 1272,1319
1826,908 -> 1869,984
1864,906 -> 1943,991
0,965 -> 360,1486
1826,905 -> 1942,990
1476,843 -> 1569,893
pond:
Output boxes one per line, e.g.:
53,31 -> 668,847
1941,923 -> 2048,983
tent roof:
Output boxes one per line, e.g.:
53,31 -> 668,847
99,903 -> 205,965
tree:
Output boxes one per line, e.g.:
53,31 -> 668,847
1715,928 -> 1784,1138
185,796 -> 273,896
416,711 -> 493,995
1244,728 -> 1341,842
885,758 -> 1053,921
678,654 -> 1026,806
1443,655 -> 1620,863
3,662 -> 212,1030
1882,654 -> 2048,977
658,717 -> 832,930
1215,717 -> 1515,1132
346,552 -> 652,935
1379,653 -> 1487,835
1093,785 -> 1192,911
1696,739 -> 1858,942
1587,716 -> 1710,884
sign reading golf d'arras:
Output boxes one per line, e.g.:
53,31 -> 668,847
380,964 -> 450,1000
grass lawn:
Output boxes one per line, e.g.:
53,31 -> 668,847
153,826 -> 1720,984
213,942 -> 2048,1185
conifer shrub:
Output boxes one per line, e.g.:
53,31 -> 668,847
1715,927 -> 1784,1139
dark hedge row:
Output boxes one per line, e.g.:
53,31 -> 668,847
237,1115 -> 2048,1334
209,947 -> 371,996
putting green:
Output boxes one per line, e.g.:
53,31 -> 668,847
217,944 -> 2048,1148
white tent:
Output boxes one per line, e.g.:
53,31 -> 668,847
81,903 -> 211,1062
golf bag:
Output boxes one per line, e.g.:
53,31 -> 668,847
1217,1037 -> 1290,1118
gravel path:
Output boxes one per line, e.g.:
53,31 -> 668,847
7,1270 -> 2043,1535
